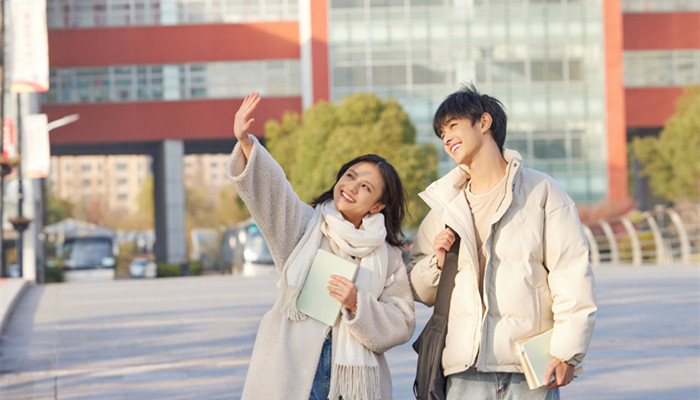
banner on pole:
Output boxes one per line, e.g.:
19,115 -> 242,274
10,0 -> 49,93
3,117 -> 17,160
23,114 -> 50,178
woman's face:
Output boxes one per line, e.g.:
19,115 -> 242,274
333,161 -> 386,228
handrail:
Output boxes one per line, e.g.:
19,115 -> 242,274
583,204 -> 699,266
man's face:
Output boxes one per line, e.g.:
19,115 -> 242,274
439,116 -> 487,165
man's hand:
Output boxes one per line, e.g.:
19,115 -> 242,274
328,275 -> 358,313
233,92 -> 261,160
544,358 -> 575,389
432,228 -> 455,269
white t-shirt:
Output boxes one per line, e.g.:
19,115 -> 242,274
465,173 -> 507,300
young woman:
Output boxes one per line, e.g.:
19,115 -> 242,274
227,93 -> 416,400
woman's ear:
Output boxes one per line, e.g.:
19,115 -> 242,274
369,203 -> 386,215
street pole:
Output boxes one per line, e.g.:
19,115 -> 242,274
37,114 -> 78,284
0,0 -> 6,276
13,93 -> 24,277
8,93 -> 31,278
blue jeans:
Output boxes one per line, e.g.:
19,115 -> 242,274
446,368 -> 559,400
309,332 -> 332,400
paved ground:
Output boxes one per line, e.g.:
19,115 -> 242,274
0,265 -> 698,399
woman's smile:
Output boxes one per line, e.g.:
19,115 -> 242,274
340,191 -> 356,203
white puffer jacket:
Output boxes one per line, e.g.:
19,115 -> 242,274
408,149 -> 597,376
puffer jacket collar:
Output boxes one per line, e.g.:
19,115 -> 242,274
418,149 -> 524,270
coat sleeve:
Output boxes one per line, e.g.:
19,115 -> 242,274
225,135 -> 315,269
340,247 -> 416,354
407,210 -> 443,306
544,197 -> 597,363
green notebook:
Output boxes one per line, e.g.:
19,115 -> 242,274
515,329 -> 585,390
296,249 -> 359,326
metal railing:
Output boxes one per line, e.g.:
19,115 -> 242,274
583,204 -> 700,266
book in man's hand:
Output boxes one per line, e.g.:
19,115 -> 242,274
515,329 -> 585,390
296,249 -> 359,326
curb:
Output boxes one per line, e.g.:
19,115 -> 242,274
0,278 -> 29,336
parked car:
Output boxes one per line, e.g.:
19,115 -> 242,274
221,220 -> 275,277
129,257 -> 157,279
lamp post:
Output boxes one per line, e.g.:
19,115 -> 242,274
0,0 -> 6,276
8,94 -> 29,277
36,113 -> 79,283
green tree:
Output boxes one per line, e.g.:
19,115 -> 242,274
45,192 -> 74,225
117,177 -> 155,231
265,93 -> 438,227
632,86 -> 700,202
216,186 -> 250,226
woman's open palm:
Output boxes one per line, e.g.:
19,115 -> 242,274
234,92 -> 261,141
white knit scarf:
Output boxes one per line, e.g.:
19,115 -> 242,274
280,201 -> 388,400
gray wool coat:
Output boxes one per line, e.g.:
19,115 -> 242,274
226,136 -> 416,400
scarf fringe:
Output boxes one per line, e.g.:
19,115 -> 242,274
281,285 -> 306,322
329,364 -> 380,400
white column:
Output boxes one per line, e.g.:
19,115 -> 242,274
299,0 -> 313,109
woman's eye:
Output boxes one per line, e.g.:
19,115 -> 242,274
362,184 -> 370,191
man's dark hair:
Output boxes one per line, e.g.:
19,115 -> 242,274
432,83 -> 508,153
312,154 -> 407,248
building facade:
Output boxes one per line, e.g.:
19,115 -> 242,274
49,153 -> 230,215
42,0 -> 700,212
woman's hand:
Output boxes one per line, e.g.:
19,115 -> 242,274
234,92 -> 261,160
328,274 -> 358,313
432,228 -> 455,269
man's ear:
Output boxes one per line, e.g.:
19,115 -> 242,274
480,113 -> 493,134
369,203 -> 386,214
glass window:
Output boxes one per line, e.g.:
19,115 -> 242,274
506,138 -> 529,157
47,60 -> 301,104
569,60 -> 583,81
533,137 -> 566,159
492,61 -> 525,82
571,136 -> 585,159
334,66 -> 368,87
332,0 -> 365,8
676,53 -> 697,85
412,65 -> 447,85
532,60 -> 564,82
372,65 -> 407,86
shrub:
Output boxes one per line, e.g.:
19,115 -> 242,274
189,261 -> 203,276
619,231 -> 657,262
156,262 -> 181,277
45,267 -> 63,283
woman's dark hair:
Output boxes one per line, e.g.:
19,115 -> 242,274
312,154 -> 407,247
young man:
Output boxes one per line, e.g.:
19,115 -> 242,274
409,84 -> 597,399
